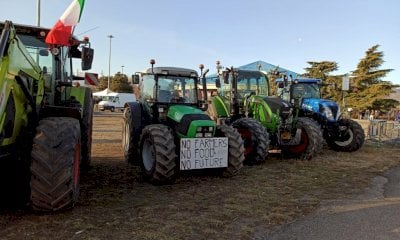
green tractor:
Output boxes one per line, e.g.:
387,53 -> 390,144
207,64 -> 323,160
206,65 -> 270,165
0,21 -> 94,211
122,60 -> 244,184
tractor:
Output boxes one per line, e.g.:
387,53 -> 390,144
207,64 -> 322,160
206,65 -> 270,165
275,76 -> 365,152
122,60 -> 244,184
0,21 -> 94,211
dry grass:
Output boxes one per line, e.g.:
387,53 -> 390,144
0,112 -> 399,240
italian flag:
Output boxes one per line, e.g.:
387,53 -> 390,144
45,0 -> 85,46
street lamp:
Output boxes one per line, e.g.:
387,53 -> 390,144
121,65 -> 125,74
36,0 -> 41,27
107,35 -> 114,89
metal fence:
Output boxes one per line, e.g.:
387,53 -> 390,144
367,120 -> 400,141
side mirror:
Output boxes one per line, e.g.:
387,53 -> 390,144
215,77 -> 221,88
132,74 -> 140,84
81,46 -> 94,70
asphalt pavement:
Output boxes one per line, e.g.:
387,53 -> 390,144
261,165 -> 400,240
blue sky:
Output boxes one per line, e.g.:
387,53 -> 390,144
1,0 -> 399,84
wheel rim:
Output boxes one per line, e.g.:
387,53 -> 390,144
73,143 -> 80,189
288,129 -> 309,154
237,128 -> 254,157
142,139 -> 155,172
334,129 -> 354,146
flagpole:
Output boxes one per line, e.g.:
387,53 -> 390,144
36,0 -> 41,27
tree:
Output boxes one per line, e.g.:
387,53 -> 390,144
351,45 -> 393,91
266,66 -> 281,95
96,75 -> 109,91
110,72 -> 133,93
303,61 -> 340,102
347,45 -> 396,112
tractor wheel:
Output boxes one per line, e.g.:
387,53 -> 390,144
284,117 -> 322,160
30,117 -> 81,211
215,124 -> 244,177
326,119 -> 365,152
122,107 -> 139,164
80,88 -> 93,170
232,118 -> 269,165
139,124 -> 176,184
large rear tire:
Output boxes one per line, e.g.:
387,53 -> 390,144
215,125 -> 244,177
284,117 -> 322,160
80,88 -> 93,170
30,117 -> 81,211
139,124 -> 176,184
232,118 -> 269,165
326,119 -> 365,152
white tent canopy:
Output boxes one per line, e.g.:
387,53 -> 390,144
93,88 -> 118,97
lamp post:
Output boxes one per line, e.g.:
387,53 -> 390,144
121,65 -> 125,75
107,35 -> 114,89
36,0 -> 41,27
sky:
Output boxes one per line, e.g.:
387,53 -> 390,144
1,0 -> 399,84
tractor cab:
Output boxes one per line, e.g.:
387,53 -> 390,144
132,60 -> 209,124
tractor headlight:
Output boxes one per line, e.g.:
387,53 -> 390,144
195,126 -> 214,137
204,132 -> 213,137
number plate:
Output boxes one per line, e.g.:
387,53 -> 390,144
179,138 -> 228,170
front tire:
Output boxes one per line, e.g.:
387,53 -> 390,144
232,118 -> 269,165
215,125 -> 244,177
284,117 -> 323,160
139,124 -> 176,184
326,119 -> 365,152
122,106 -> 139,164
30,117 -> 81,211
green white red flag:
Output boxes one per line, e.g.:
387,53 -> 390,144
45,0 -> 85,46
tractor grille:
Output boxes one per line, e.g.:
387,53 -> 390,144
170,114 -> 211,136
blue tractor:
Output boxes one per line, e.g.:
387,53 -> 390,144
276,77 -> 365,152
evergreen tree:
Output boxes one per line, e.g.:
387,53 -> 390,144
352,45 -> 392,91
347,45 -> 397,112
303,61 -> 340,102
96,75 -> 109,91
110,72 -> 133,93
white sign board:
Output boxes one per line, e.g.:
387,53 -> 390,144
180,137 -> 228,170
342,75 -> 350,91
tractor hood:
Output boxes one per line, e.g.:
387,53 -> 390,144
167,105 -> 215,138
263,96 -> 293,119
301,98 -> 340,121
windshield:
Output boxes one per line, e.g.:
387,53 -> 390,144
19,34 -> 53,73
236,72 -> 269,97
291,83 -> 321,99
218,71 -> 269,100
157,75 -> 198,103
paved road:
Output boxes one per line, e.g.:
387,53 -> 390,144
262,166 -> 400,240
